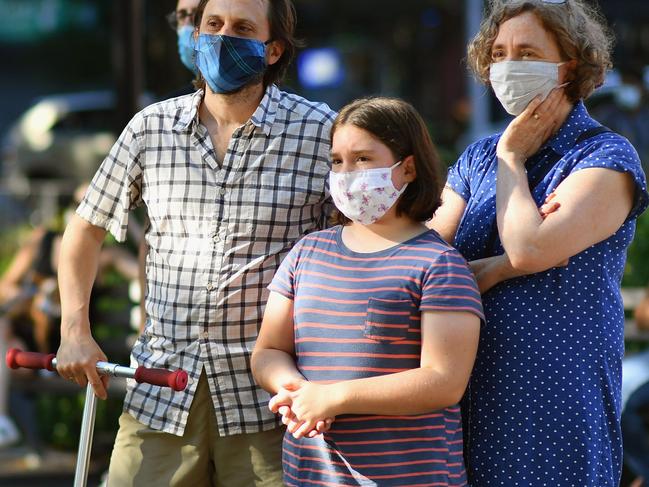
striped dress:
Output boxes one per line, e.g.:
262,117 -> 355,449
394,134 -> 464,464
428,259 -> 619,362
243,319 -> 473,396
269,226 -> 484,486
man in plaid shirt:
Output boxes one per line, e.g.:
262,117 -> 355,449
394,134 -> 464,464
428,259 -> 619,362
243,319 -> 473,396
55,0 -> 335,484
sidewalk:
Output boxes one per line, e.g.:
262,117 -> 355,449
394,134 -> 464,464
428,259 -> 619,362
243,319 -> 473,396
0,445 -> 105,486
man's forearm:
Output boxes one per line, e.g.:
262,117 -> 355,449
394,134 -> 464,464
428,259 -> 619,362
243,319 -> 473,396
58,215 -> 106,337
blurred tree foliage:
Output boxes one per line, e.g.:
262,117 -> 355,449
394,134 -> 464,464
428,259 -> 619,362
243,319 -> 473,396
623,211 -> 649,287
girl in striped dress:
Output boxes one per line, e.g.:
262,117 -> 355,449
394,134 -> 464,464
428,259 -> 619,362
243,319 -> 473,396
252,97 -> 484,487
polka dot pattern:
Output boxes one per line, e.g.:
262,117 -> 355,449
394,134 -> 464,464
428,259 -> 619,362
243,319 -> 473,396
447,101 -> 649,486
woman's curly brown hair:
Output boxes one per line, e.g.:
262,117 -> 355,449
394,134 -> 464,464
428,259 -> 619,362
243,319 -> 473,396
467,0 -> 614,102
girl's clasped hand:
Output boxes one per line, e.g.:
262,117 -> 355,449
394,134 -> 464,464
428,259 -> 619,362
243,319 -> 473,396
269,379 -> 334,439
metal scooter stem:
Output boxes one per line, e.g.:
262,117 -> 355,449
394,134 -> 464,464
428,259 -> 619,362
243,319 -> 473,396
74,384 -> 98,487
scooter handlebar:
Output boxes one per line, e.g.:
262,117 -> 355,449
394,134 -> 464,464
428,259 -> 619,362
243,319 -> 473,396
6,348 -> 56,371
5,349 -> 188,391
134,367 -> 188,392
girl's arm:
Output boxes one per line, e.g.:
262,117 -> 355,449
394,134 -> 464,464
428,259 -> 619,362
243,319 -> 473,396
253,291 -> 332,437
274,309 -> 480,437
251,291 -> 305,394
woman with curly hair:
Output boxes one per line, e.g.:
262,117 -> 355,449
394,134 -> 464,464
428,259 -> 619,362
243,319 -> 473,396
429,0 -> 649,485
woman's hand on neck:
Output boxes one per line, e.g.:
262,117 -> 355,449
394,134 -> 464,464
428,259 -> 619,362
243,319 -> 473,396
497,87 -> 572,166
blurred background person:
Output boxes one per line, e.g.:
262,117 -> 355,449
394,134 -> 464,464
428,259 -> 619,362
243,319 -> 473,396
591,63 -> 649,175
164,0 -> 200,98
622,347 -> 649,487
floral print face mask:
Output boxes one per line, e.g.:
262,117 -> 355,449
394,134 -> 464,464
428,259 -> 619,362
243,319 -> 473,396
329,161 -> 408,225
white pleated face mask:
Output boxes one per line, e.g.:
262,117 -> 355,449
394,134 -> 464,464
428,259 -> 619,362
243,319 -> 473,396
329,161 -> 408,225
489,60 -> 561,116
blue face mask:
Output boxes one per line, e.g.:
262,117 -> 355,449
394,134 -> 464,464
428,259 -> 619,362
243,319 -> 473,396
177,25 -> 197,74
194,34 -> 268,94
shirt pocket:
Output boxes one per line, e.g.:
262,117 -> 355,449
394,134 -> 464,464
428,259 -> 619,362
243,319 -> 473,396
363,297 -> 414,342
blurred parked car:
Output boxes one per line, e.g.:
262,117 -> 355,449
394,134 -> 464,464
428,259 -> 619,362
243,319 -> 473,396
1,91 -> 152,194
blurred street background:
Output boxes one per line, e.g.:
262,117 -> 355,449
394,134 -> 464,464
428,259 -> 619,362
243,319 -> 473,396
0,1 -> 648,485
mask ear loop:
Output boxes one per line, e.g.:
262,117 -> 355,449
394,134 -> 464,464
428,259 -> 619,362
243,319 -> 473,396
556,61 -> 573,89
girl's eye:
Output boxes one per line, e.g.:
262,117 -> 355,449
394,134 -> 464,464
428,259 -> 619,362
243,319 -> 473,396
332,158 -> 342,165
356,156 -> 368,162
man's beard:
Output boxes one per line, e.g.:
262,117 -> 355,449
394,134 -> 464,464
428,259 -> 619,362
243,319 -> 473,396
219,71 -> 266,97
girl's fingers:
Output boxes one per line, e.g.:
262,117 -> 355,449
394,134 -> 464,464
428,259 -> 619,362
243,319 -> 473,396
293,421 -> 315,439
316,418 -> 334,432
278,405 -> 293,419
268,392 -> 292,413
277,405 -> 294,425
286,419 -> 303,434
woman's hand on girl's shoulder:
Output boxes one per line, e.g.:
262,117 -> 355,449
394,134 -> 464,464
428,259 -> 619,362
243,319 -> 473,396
469,250 -> 567,293
469,255 -> 516,294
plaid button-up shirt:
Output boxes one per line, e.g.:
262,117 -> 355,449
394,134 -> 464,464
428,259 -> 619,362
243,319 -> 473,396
78,85 -> 336,436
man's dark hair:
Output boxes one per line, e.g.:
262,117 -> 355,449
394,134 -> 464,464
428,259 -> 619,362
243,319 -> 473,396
193,0 -> 301,88
330,97 -> 443,225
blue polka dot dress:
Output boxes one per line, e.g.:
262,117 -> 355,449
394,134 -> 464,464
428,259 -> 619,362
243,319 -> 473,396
446,101 -> 649,486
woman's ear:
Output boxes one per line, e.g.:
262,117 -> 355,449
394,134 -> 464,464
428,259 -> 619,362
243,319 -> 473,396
402,155 -> 417,183
559,59 -> 578,84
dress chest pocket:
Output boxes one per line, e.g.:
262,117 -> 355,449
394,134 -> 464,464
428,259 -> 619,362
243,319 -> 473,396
363,297 -> 415,342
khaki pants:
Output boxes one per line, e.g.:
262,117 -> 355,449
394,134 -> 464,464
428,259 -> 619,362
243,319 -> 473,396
106,372 -> 284,487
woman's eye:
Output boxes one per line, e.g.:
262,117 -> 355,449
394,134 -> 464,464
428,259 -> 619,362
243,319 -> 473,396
331,158 -> 342,165
491,51 -> 504,60
355,156 -> 368,162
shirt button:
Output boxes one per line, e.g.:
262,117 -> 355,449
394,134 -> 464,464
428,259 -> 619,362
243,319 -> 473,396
206,282 -> 214,291
219,187 -> 226,196
202,331 -> 209,339
212,234 -> 221,243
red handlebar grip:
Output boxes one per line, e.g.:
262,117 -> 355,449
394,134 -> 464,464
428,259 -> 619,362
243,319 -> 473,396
134,367 -> 188,391
6,349 -> 56,371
